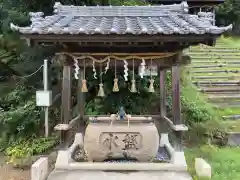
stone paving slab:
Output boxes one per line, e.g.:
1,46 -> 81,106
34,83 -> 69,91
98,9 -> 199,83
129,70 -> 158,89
47,170 -> 192,180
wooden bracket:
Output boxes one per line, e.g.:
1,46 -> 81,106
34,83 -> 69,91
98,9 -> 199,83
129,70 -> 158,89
163,116 -> 188,131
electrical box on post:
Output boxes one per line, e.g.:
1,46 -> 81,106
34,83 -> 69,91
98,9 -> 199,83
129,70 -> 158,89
36,90 -> 52,107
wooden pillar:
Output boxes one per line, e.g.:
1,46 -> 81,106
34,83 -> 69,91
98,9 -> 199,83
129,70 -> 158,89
159,70 -> 166,117
156,68 -> 167,134
171,65 -> 181,125
171,54 -> 183,151
60,62 -> 72,145
77,69 -> 85,132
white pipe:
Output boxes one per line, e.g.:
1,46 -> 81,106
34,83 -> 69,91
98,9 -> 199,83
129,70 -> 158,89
43,59 -> 49,137
89,115 -> 152,121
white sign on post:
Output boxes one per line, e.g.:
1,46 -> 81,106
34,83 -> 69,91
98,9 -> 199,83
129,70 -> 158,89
36,90 -> 52,107
138,65 -> 158,76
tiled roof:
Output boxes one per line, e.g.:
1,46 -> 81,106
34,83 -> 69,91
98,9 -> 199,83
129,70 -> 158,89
10,1 -> 232,35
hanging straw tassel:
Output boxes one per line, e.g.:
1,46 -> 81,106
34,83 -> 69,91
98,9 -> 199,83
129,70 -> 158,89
97,63 -> 105,97
113,78 -> 119,92
97,83 -> 105,97
130,59 -> 137,93
148,79 -> 155,93
81,59 -> 88,92
130,79 -> 137,93
112,59 -> 119,92
81,79 -> 88,92
148,59 -> 155,93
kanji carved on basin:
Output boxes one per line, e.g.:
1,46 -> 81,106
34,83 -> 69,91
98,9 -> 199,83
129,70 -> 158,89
84,117 -> 159,162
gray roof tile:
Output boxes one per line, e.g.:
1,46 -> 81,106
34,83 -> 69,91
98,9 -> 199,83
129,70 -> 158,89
10,1 -> 232,35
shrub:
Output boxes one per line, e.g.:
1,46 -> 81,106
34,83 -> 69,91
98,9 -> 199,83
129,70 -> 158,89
179,68 -> 227,145
5,136 -> 58,167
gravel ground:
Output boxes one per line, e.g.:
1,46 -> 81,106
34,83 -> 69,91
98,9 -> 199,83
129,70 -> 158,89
0,151 -> 57,180
0,153 -> 30,180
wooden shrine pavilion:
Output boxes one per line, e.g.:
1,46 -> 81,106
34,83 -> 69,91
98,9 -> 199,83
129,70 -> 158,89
11,1 -> 231,170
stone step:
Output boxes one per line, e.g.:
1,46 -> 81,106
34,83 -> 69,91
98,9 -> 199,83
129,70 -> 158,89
193,80 -> 240,85
190,64 -> 225,68
190,46 -> 240,50
190,64 -> 240,69
189,49 -> 240,53
190,55 -> 240,59
191,60 -> 240,64
215,102 -> 240,108
191,69 -> 239,74
227,132 -> 240,146
208,94 -> 240,100
215,42 -> 226,45
196,84 -> 240,88
206,92 -> 240,95
188,52 -> 240,56
199,87 -> 240,92
210,100 -> 240,105
223,115 -> 240,120
192,75 -> 240,80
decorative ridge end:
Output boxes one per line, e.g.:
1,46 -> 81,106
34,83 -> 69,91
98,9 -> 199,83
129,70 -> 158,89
54,2 -> 62,9
54,2 -> 62,13
29,12 -> 44,17
10,23 -> 19,31
225,24 -> 233,31
198,12 -> 214,18
181,1 -> 189,13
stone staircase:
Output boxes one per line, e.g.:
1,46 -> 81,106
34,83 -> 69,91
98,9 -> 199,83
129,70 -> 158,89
185,41 -> 240,145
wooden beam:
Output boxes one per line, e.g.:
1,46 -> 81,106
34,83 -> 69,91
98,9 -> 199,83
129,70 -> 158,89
58,52 -> 175,56
171,64 -> 181,125
59,42 -> 192,53
159,69 -> 166,117
163,116 -> 188,131
82,115 -> 161,120
171,53 -> 183,151
57,46 -> 185,53
77,69 -> 85,129
60,65 -> 72,146
23,34 -> 218,44
61,65 -> 72,124
54,115 -> 80,131
55,52 -> 179,68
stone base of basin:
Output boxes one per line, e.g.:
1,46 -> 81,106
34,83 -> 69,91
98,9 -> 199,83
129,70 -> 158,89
84,121 -> 159,162
47,170 -> 192,180
56,162 -> 187,171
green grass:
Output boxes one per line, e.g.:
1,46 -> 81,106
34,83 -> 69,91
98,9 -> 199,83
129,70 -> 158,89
219,36 -> 240,48
185,145 -> 240,180
222,121 -> 240,132
221,107 -> 240,116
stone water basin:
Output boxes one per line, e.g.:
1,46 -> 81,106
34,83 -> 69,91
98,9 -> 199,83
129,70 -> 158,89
84,115 -> 160,162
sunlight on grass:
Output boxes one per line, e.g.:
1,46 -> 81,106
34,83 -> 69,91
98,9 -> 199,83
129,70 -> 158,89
222,121 -> 240,132
221,107 -> 240,116
219,36 -> 240,48
185,145 -> 240,180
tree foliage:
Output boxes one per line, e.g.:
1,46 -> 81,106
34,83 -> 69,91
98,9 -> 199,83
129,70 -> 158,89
216,0 -> 240,34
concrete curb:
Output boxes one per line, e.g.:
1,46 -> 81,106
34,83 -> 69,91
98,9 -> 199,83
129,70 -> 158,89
31,157 -> 48,180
